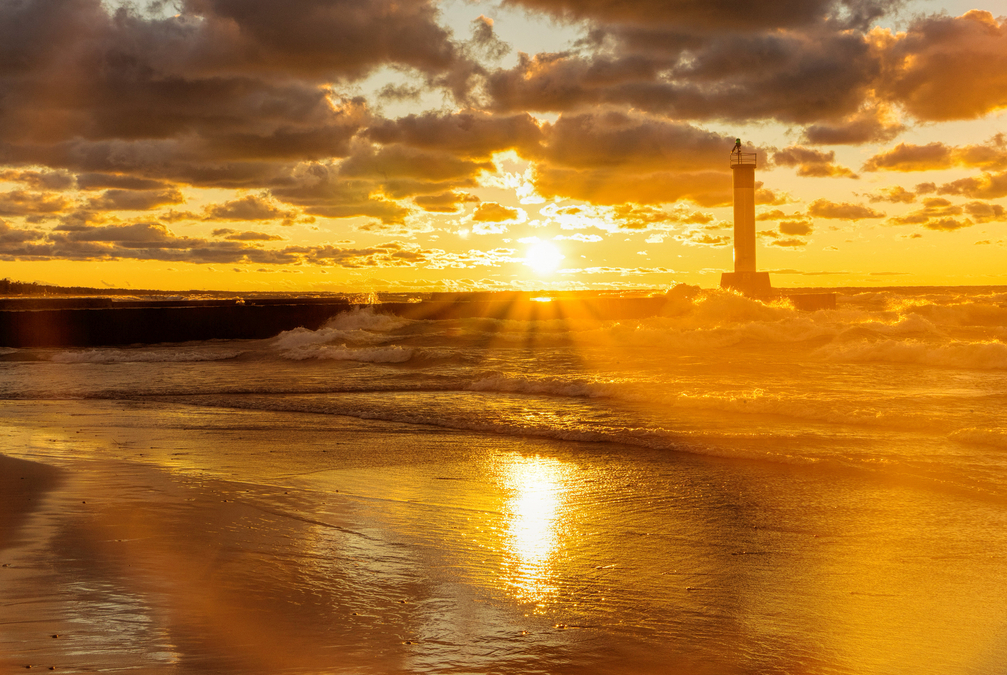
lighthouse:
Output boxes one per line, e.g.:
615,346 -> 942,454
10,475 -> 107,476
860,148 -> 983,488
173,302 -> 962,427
721,140 -> 771,296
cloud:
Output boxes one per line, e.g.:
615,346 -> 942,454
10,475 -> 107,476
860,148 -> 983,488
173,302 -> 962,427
500,0 -> 885,30
807,199 -> 884,220
886,197 -> 974,230
366,111 -> 544,160
555,233 -> 603,243
934,171 -> 1007,200
800,104 -> 904,145
754,182 -> 797,206
529,112 -> 735,207
779,220 -> 814,236
756,209 -> 807,222
412,191 -> 480,213
772,147 -> 857,178
487,28 -> 881,126
875,11 -> 1007,121
770,237 -> 808,247
203,194 -> 298,222
75,173 -> 175,191
867,185 -> 916,203
0,218 -> 514,269
472,202 -> 521,222
0,190 -> 73,217
962,201 -> 1007,223
85,189 -> 185,212
0,219 -> 45,244
0,0 -> 486,232
675,230 -> 731,247
269,163 -> 410,224
212,229 -> 285,241
862,136 -> 1007,172
0,170 -> 75,191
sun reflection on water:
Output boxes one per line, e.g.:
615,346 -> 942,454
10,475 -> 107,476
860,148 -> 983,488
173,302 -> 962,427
498,454 -> 574,608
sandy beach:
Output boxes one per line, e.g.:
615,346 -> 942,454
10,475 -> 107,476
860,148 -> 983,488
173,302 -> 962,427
3,395 -> 1007,674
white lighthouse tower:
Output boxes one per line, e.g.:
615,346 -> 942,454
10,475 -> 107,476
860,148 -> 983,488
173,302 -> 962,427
721,141 -> 771,296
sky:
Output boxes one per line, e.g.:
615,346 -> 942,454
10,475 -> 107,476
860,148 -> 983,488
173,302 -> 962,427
0,0 -> 1005,292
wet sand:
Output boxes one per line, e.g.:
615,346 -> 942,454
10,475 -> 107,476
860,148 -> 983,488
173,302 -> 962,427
2,400 -> 1007,674
0,453 -> 61,552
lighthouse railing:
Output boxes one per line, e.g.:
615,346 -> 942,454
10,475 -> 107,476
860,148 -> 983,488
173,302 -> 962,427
730,152 -> 757,167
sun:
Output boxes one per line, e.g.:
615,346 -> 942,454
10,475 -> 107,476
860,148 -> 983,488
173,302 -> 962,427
524,242 -> 564,275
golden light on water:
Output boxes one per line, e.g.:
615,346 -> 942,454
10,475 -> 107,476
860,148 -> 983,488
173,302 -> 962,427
524,242 -> 564,275
498,454 -> 573,607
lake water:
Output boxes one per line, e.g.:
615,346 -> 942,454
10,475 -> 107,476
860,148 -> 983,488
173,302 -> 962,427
2,286 -> 1006,673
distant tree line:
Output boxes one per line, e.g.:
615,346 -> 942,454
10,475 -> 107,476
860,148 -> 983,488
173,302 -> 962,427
0,277 -> 155,296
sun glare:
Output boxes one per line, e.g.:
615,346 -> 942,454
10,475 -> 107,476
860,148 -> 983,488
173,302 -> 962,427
524,242 -> 564,275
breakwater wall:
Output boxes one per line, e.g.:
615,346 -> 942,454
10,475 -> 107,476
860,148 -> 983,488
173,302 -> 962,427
0,290 -> 833,348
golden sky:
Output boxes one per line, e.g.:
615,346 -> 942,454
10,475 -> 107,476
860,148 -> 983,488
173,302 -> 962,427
1,0 -> 1005,291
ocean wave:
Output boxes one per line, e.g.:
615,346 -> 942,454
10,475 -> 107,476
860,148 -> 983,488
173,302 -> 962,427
48,348 -> 245,363
949,427 -> 1007,449
273,309 -> 408,350
168,392 -> 832,468
279,344 -> 414,363
815,339 -> 1007,370
467,374 -> 617,398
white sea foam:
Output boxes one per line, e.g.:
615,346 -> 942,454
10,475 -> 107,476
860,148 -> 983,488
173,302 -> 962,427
273,308 -> 413,361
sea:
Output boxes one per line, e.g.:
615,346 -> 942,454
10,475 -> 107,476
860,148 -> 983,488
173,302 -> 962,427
2,286 -> 1007,674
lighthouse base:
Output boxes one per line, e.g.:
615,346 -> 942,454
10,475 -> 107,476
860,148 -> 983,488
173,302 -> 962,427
720,271 -> 772,297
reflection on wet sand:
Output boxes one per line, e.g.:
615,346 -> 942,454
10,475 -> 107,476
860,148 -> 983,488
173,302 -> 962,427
498,455 -> 572,607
